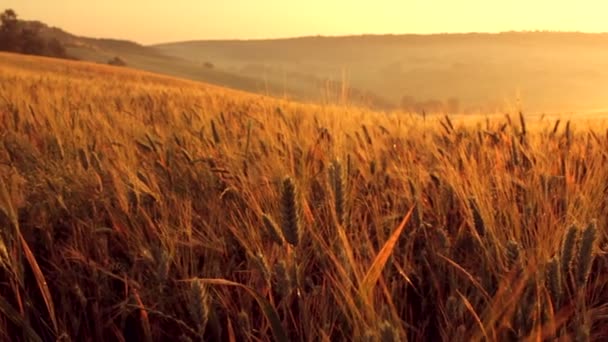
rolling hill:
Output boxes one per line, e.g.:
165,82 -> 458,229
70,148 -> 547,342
18,20 -> 388,109
153,32 -> 608,113
13,15 -> 608,114
18,20 -> 295,100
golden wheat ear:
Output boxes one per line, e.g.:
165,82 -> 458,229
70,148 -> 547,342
280,176 -> 300,247
262,213 -> 284,246
561,224 -> 578,285
329,159 -> 347,225
188,280 -> 209,339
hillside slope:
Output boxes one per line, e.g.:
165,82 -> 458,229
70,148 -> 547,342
14,20 -> 386,109
20,20 -> 293,98
154,32 -> 608,113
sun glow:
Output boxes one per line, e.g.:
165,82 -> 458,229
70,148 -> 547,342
5,0 -> 608,44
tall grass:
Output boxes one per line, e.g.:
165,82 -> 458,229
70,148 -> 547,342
1,52 -> 608,341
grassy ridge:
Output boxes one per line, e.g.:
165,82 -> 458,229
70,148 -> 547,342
1,52 -> 608,341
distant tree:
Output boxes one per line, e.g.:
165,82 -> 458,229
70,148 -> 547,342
203,61 -> 214,69
20,27 -> 45,55
0,9 -> 19,51
108,56 -> 127,66
0,9 -> 69,58
47,38 -> 67,58
0,9 -> 17,31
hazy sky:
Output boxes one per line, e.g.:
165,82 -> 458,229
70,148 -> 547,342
5,1 -> 608,44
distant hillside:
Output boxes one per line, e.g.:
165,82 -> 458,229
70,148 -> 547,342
0,8 -> 410,110
20,20 -> 277,95
10,5 -> 608,113
0,9 -> 294,103
153,32 -> 608,113
10,17 -> 384,109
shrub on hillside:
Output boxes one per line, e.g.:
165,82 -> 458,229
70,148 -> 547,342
108,56 -> 127,66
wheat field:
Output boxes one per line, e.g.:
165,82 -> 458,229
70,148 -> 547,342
1,52 -> 608,341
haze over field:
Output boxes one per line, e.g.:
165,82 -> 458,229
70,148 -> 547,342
5,1 -> 608,113
154,33 -> 608,113
7,1 -> 608,43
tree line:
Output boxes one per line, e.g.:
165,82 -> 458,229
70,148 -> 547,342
0,9 -> 68,58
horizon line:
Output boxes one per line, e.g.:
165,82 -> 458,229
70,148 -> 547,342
148,30 -> 608,46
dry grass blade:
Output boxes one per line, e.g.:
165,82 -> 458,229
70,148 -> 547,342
457,290 -> 489,341
437,253 -> 491,303
359,206 -> 414,302
519,111 -> 527,139
0,294 -> 43,342
523,303 -> 574,342
0,177 -> 18,230
19,234 -> 58,334
131,288 -> 152,342
227,317 -> 237,342
185,278 -> 289,342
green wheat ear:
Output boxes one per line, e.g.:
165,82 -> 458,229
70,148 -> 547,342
188,280 -> 209,339
445,295 -> 464,322
545,257 -> 562,310
237,310 -> 251,339
561,225 -> 578,282
435,226 -> 451,252
280,176 -> 300,247
252,251 -> 271,286
468,197 -> 486,237
575,323 -> 590,342
575,221 -> 597,289
505,240 -> 521,271
379,321 -> 399,342
273,260 -> 293,298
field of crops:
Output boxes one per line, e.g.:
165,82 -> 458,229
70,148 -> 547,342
1,52 -> 608,341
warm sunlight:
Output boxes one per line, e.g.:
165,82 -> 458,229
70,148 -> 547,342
4,1 -> 608,341
7,0 -> 608,43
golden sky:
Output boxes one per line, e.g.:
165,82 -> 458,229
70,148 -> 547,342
5,1 -> 608,44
